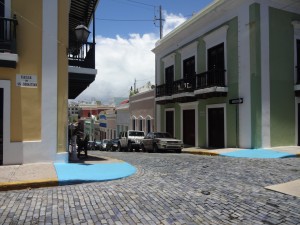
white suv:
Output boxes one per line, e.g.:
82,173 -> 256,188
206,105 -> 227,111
118,130 -> 145,151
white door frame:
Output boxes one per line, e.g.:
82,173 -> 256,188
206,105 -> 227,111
179,101 -> 199,147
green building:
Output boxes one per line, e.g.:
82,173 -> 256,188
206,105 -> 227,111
153,0 -> 300,149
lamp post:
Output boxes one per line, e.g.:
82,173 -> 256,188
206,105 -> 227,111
74,24 -> 90,44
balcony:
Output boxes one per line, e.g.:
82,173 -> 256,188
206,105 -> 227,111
68,42 -> 96,99
171,76 -> 196,102
68,42 -> 95,69
0,16 -> 18,68
194,69 -> 227,98
155,69 -> 227,104
68,0 -> 99,99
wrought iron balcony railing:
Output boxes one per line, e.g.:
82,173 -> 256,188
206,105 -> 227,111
195,69 -> 226,89
0,16 -> 18,53
68,42 -> 95,69
155,69 -> 226,98
172,76 -> 196,95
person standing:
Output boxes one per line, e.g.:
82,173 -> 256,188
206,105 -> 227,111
70,123 -> 78,161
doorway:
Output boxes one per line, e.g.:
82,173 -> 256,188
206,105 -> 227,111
183,109 -> 195,146
298,103 -> 300,146
208,107 -> 225,148
165,65 -> 174,96
166,110 -> 174,137
0,88 -> 3,165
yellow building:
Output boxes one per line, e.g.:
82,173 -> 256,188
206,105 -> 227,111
0,0 -> 99,165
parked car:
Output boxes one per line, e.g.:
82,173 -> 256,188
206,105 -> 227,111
87,141 -> 96,150
118,130 -> 145,151
95,141 -> 102,150
100,139 -> 109,150
141,132 -> 183,153
106,139 -> 119,151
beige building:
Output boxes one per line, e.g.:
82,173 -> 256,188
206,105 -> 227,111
116,100 -> 130,137
0,0 -> 99,165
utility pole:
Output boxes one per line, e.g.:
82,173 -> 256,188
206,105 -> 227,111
134,78 -> 136,93
159,5 -> 163,39
154,5 -> 164,39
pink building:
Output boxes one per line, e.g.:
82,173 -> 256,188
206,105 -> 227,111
129,89 -> 155,134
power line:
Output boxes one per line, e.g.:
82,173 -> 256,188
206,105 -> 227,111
125,0 -> 155,8
110,0 -> 154,11
96,18 -> 153,22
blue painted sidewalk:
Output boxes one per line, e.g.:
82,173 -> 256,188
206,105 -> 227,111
220,149 -> 297,159
54,162 -> 136,185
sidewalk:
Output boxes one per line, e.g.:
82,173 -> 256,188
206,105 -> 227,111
0,154 -> 136,191
182,146 -> 300,158
0,147 -> 299,192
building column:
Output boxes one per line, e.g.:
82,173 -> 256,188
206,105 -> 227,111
260,3 -> 271,148
41,0 -> 58,158
238,3 -> 252,148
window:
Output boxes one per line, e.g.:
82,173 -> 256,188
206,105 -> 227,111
139,119 -> 143,131
207,43 -> 225,86
165,65 -> 174,95
165,65 -> 174,82
147,119 -> 151,134
162,53 -> 175,85
203,25 -> 228,86
208,43 -> 225,70
132,118 -> 136,130
179,41 -> 198,78
183,56 -> 195,78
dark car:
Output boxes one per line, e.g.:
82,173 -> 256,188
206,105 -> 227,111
106,139 -> 119,151
87,141 -> 96,150
141,132 -> 183,153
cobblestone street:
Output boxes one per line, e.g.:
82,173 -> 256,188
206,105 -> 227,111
1,152 -> 300,225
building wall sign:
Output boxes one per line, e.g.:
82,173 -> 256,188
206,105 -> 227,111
16,75 -> 38,88
100,123 -> 107,128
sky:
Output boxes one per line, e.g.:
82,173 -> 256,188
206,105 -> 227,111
76,0 -> 214,104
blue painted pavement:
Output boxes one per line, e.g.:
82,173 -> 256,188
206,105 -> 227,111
54,162 -> 136,185
220,149 -> 297,159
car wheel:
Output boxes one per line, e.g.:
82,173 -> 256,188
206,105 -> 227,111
128,142 -> 132,152
153,144 -> 158,153
141,144 -> 146,152
117,143 -> 122,152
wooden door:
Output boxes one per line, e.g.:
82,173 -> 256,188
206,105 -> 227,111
166,111 -> 174,137
183,110 -> 195,146
208,107 -> 224,148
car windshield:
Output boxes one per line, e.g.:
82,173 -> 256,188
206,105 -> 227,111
154,133 -> 172,138
103,140 -> 108,143
129,131 -> 144,136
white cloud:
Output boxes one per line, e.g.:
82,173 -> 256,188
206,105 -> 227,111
76,12 -> 187,104
163,12 -> 187,36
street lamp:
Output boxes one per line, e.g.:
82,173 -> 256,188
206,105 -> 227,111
74,24 -> 90,43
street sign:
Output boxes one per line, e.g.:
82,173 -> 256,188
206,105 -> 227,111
229,98 -> 243,104
16,74 -> 38,88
